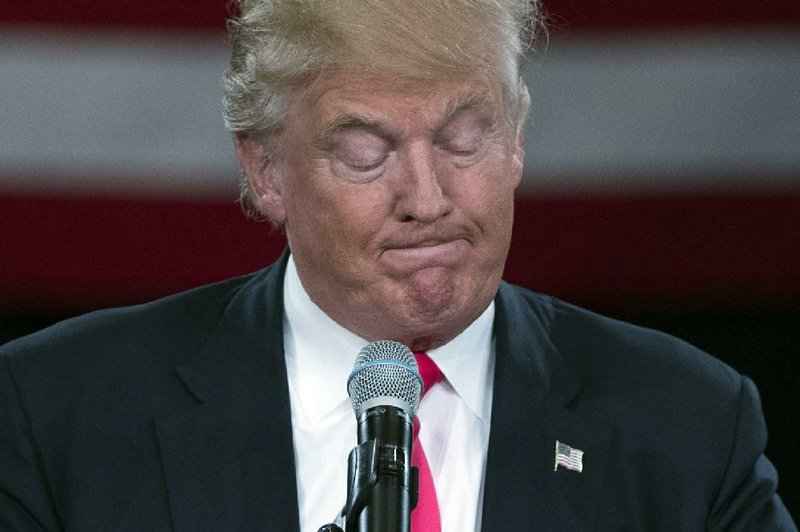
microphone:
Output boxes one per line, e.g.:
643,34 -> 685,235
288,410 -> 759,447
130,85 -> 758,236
345,340 -> 423,532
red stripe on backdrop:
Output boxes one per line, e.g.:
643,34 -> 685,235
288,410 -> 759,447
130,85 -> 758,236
505,194 -> 800,307
542,0 -> 800,30
1,193 -> 798,313
2,1 -> 799,30
0,2 -> 229,30
0,194 -> 285,313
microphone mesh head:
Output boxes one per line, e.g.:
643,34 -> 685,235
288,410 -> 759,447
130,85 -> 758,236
347,340 -> 423,417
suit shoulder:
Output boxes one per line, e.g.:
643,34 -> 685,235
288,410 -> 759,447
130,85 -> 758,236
498,282 -> 742,398
496,284 -> 795,528
0,270 -> 261,379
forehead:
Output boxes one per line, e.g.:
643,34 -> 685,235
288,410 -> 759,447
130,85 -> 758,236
294,68 -> 505,132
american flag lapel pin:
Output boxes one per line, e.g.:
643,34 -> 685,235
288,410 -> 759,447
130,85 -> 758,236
554,440 -> 584,473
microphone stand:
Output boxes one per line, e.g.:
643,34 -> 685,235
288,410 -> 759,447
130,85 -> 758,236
317,439 -> 419,532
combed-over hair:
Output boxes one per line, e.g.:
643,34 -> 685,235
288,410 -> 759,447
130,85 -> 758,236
223,0 -> 543,218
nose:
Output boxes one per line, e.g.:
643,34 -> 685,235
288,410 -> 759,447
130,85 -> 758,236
393,142 -> 453,223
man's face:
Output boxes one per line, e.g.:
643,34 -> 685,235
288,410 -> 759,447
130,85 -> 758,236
240,69 -> 523,351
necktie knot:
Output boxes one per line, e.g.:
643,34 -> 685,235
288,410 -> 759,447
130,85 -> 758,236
414,352 -> 443,398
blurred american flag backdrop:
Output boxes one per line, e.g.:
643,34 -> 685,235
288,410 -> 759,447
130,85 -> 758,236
1,0 -> 799,514
1,0 -> 798,309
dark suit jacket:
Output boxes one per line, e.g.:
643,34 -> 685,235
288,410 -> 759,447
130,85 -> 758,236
1,253 -> 795,531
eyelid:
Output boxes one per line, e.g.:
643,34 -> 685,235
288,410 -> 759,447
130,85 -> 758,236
437,127 -> 484,156
345,154 -> 388,173
329,128 -> 391,168
446,147 -> 479,156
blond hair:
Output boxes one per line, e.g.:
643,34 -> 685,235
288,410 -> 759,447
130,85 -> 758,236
223,0 -> 542,218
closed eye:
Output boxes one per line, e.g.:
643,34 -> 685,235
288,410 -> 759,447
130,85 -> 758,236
441,145 -> 479,157
346,156 -> 387,172
435,110 -> 488,161
330,129 -> 391,179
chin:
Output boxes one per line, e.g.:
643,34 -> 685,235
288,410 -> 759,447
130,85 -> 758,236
366,271 -> 498,346
402,266 -> 465,310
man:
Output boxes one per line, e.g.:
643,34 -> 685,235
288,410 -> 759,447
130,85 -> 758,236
0,0 -> 795,530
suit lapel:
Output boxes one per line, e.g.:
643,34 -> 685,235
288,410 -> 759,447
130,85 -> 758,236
154,252 -> 301,531
481,283 -> 613,531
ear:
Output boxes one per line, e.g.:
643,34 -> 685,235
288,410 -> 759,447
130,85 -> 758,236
509,129 -> 525,190
235,135 -> 287,223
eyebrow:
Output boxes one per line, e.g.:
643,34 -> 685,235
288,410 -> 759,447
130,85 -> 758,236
440,90 -> 494,127
314,114 -> 388,150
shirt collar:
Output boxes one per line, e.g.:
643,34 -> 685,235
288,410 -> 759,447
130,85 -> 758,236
426,302 -> 495,423
283,254 -> 496,424
283,255 -> 367,424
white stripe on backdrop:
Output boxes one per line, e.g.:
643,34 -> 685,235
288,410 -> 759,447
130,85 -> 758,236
2,26 -> 798,197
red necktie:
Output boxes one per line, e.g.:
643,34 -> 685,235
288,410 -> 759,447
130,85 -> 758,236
412,352 -> 443,532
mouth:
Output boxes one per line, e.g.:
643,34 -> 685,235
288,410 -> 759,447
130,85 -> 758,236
390,238 -> 454,249
381,238 -> 469,269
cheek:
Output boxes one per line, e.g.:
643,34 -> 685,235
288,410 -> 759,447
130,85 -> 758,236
288,175 -> 389,257
455,164 -> 517,226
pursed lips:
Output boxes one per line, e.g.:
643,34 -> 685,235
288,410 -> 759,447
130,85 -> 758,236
382,226 -> 471,249
390,238 -> 455,249
380,237 -> 469,267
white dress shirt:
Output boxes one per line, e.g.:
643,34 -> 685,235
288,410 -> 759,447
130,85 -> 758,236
282,256 -> 496,532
